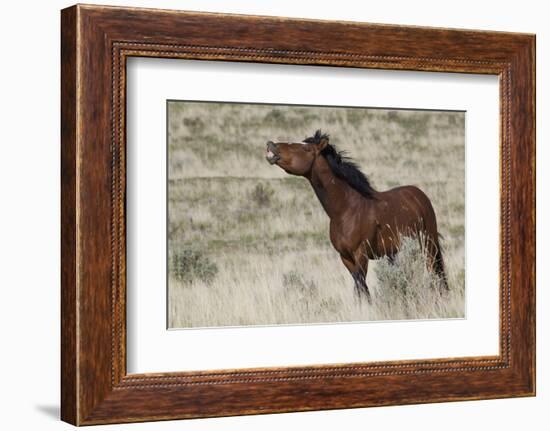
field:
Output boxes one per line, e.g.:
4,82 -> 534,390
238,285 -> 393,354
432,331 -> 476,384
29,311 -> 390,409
167,101 -> 465,328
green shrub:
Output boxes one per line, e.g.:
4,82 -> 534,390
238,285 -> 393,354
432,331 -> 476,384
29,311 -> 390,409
250,183 -> 275,208
374,235 -> 444,318
171,249 -> 218,284
282,270 -> 317,295
263,109 -> 285,123
182,117 -> 205,133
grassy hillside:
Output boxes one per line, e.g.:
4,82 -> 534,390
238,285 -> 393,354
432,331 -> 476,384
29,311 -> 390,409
167,101 -> 465,328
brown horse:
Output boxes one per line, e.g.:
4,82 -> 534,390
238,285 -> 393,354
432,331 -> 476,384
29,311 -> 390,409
265,130 -> 447,302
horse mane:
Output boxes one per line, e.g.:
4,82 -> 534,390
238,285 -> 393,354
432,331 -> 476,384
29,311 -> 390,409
304,130 -> 376,199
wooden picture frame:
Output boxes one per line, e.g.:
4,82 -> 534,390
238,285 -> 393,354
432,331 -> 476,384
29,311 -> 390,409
61,4 -> 535,425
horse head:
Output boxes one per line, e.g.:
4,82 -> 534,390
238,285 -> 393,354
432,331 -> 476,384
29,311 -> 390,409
265,130 -> 329,176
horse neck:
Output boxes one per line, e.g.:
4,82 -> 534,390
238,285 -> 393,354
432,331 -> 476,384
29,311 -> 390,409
307,156 -> 363,220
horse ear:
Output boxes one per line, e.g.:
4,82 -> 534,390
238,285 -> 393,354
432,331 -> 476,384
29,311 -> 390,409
318,136 -> 329,151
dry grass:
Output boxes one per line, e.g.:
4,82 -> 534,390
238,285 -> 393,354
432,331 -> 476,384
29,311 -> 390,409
167,101 -> 465,328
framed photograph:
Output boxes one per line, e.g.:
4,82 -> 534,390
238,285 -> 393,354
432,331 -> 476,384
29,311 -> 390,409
61,4 -> 535,425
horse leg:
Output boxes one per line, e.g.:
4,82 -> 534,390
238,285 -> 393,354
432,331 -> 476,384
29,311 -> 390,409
340,254 -> 371,303
354,252 -> 372,302
353,270 -> 371,303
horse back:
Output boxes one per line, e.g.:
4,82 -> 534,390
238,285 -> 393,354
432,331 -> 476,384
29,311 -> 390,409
374,184 -> 438,241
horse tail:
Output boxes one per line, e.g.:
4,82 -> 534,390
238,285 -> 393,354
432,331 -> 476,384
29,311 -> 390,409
405,185 -> 449,291
434,234 -> 449,291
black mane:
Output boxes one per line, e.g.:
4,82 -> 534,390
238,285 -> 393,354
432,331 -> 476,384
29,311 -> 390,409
304,130 -> 376,199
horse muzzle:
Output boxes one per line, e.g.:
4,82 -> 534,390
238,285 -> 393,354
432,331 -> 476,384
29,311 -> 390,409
265,141 -> 281,165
